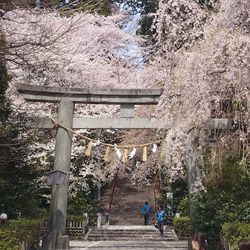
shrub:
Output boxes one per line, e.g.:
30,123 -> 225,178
173,216 -> 191,238
177,197 -> 189,216
191,154 -> 250,249
0,228 -> 20,250
0,219 -> 43,250
66,215 -> 87,222
221,222 -> 250,250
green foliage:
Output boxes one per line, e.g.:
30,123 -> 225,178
76,0 -> 111,16
222,222 -> 250,250
0,35 -> 10,123
8,219 -> 42,239
192,192 -> 221,243
0,228 -> 20,250
173,216 -> 191,238
0,219 -> 43,250
198,0 -> 219,11
177,197 -> 189,216
138,15 -> 155,36
192,154 -> 250,248
0,34 -> 42,218
66,214 -> 87,222
157,178 -> 188,223
57,0 -> 112,16
115,0 -> 158,15
68,192 -> 99,216
171,178 -> 189,214
0,116 -> 41,218
98,0 -> 111,16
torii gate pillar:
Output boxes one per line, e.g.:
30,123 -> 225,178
44,99 -> 73,249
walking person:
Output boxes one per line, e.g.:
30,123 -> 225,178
0,212 -> 8,226
155,205 -> 166,237
192,233 -> 208,250
238,239 -> 250,250
141,201 -> 152,225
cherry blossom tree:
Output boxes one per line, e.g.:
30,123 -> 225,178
150,0 -> 250,190
0,6 -> 159,200
1,0 -> 249,200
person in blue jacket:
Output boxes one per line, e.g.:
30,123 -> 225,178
155,205 -> 166,237
141,201 -> 152,225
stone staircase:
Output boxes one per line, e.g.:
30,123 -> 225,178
71,239 -> 188,250
79,176 -> 188,249
86,225 -> 177,241
103,176 -> 157,225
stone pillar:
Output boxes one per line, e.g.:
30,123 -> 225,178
97,213 -> 102,229
97,184 -> 101,202
45,99 -> 74,250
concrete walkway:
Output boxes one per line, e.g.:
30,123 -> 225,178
70,240 -> 188,250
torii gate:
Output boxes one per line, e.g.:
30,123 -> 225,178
17,84 -> 165,249
16,84 -> 233,250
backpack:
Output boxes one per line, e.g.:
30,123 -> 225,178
141,204 -> 151,215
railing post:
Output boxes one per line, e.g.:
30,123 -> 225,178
108,172 -> 118,214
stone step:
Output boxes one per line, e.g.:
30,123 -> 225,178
88,233 -> 175,237
86,226 -> 177,241
87,233 -> 175,241
70,240 -> 188,250
109,218 -> 145,225
98,225 -> 173,230
88,231 -> 174,236
87,237 -> 176,241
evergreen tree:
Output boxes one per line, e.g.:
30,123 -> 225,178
0,35 -> 41,218
0,34 -> 10,122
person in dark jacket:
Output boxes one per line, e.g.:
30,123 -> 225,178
141,201 -> 152,225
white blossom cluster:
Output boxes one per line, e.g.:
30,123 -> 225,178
1,0 -> 249,193
156,0 -> 209,52
1,9 -> 162,117
152,0 -> 250,188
